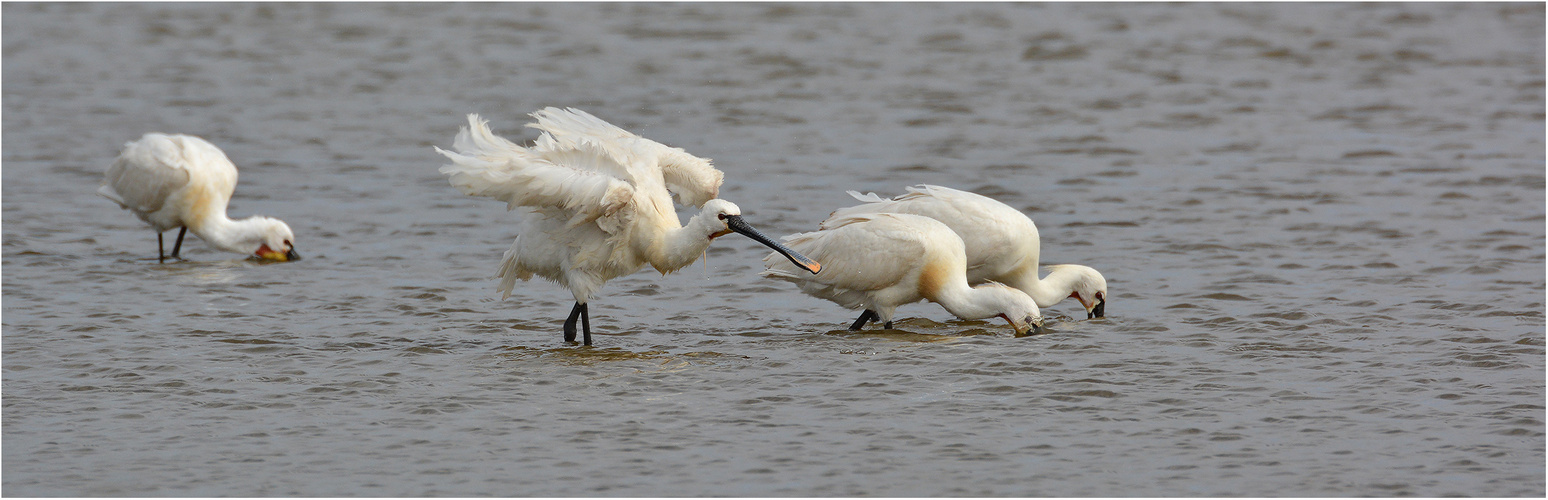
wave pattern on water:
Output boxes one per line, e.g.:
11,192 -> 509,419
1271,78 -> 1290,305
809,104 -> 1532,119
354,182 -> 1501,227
3,2 -> 1543,497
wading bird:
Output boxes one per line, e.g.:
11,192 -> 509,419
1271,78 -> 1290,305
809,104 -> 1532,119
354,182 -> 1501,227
435,108 -> 820,346
835,185 -> 1107,318
98,133 -> 299,263
762,212 -> 1043,335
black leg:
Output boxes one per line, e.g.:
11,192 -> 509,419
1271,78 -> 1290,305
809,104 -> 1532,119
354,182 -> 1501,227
170,227 -> 187,260
157,232 -> 166,263
579,303 -> 591,346
849,310 -> 877,331
563,302 -> 583,343
883,321 -> 893,329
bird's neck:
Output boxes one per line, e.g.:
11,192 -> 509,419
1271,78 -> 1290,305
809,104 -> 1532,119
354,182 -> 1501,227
648,208 -> 721,273
1006,265 -> 1098,308
998,260 -> 1062,307
189,213 -> 267,255
934,282 -> 1020,321
918,256 -> 1000,321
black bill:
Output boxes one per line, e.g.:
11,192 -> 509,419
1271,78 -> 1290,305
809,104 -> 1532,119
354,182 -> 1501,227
725,215 -> 820,274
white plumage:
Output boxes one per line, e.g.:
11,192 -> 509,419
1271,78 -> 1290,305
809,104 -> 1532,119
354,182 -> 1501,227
763,212 -> 1044,336
435,107 -> 818,346
835,185 -> 1108,318
98,133 -> 298,262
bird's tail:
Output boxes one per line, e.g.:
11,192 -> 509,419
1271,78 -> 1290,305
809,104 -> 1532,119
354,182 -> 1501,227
96,184 -> 129,208
821,191 -> 898,229
494,235 -> 532,300
758,268 -> 804,283
759,267 -> 871,312
846,190 -> 887,203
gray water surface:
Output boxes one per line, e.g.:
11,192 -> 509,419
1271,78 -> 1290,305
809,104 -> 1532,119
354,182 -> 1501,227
3,3 -> 1543,496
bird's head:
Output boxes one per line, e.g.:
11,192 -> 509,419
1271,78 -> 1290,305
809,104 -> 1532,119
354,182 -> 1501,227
702,199 -> 819,274
1049,265 -> 1108,319
252,217 -> 300,262
1080,290 -> 1106,319
703,199 -> 743,240
982,283 -> 1044,336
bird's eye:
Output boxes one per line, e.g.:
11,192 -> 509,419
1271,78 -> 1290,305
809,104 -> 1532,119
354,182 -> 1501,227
717,213 -> 728,220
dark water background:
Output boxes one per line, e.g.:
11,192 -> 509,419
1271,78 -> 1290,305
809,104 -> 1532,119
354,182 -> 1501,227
4,3 -> 1543,496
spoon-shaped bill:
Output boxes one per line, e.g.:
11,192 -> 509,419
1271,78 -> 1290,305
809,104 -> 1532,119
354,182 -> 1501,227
256,244 -> 302,262
725,215 -> 820,274
1012,315 -> 1045,337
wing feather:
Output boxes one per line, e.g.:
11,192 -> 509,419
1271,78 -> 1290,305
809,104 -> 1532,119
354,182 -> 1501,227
827,185 -> 951,228
657,147 -> 722,207
762,213 -> 928,300
528,107 -> 721,207
436,114 -> 636,230
99,135 -> 193,212
99,134 -> 230,230
827,184 -> 1034,277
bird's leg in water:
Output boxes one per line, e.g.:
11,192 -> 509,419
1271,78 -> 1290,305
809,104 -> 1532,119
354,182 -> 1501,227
564,302 -> 583,343
562,303 -> 593,346
849,310 -> 878,331
580,303 -> 591,346
883,321 -> 893,329
170,227 -> 187,260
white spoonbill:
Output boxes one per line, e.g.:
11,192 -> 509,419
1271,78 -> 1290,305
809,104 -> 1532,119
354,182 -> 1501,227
835,185 -> 1107,318
435,108 -> 820,346
762,212 -> 1044,335
98,133 -> 299,263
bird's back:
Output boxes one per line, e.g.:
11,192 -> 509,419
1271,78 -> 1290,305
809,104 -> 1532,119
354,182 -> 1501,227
837,185 -> 1038,282
764,213 -> 963,310
100,133 -> 237,231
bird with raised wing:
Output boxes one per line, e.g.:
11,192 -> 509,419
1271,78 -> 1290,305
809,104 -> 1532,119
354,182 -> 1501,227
435,108 -> 820,346
98,133 -> 299,263
836,185 -> 1107,318
762,212 -> 1043,335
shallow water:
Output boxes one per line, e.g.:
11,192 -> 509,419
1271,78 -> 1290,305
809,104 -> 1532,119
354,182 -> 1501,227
3,2 -> 1544,496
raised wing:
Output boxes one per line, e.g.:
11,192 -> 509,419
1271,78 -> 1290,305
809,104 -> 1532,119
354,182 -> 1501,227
528,107 -> 721,207
437,114 -> 636,229
655,146 -> 721,207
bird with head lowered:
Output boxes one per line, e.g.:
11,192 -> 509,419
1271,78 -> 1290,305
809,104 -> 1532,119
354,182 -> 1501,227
99,133 -> 299,263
